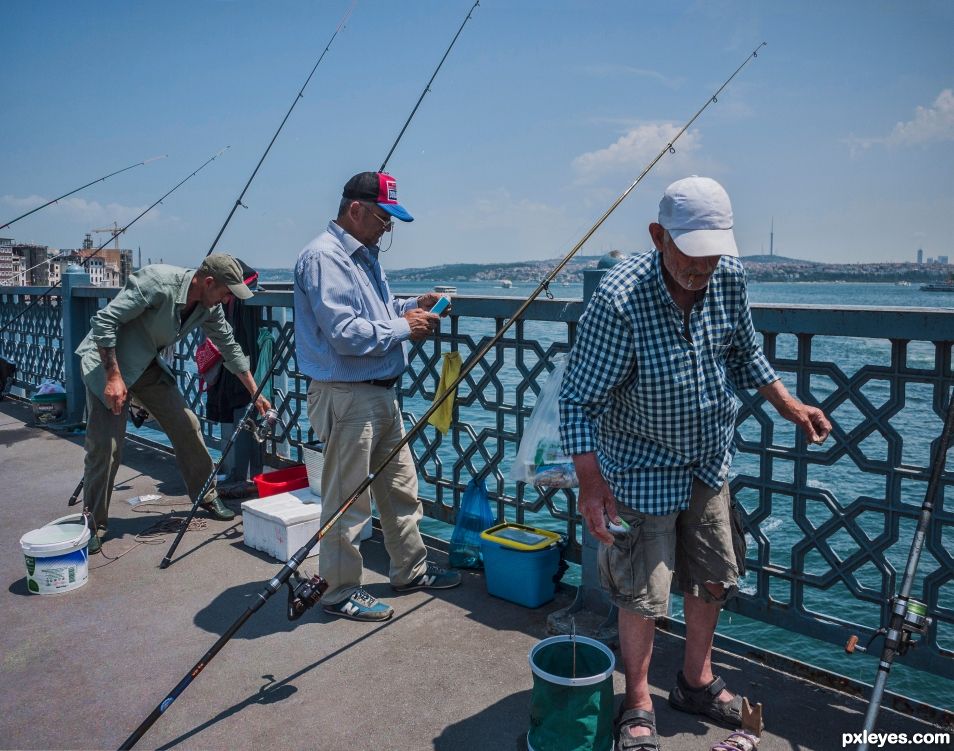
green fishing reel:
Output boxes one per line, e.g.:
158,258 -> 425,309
845,597 -> 931,656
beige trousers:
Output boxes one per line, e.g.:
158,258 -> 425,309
82,362 -> 215,531
307,381 -> 427,604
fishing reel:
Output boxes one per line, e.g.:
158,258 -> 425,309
241,389 -> 287,443
286,573 -> 328,621
845,597 -> 931,657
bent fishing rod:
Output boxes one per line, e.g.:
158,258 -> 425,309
379,0 -> 480,172
0,149 -> 230,338
0,155 -> 166,231
846,387 -> 953,751
121,43 -> 766,750
205,0 -> 356,257
158,0 -> 479,566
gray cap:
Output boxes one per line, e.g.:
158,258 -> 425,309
196,254 -> 253,299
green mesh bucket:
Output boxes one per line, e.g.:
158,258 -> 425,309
528,635 -> 616,751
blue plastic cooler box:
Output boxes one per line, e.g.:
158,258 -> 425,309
479,523 -> 562,608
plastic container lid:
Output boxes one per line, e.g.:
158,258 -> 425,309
480,523 -> 561,551
241,489 -> 322,523
20,523 -> 91,555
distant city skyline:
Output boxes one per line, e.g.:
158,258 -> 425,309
2,1 -> 952,271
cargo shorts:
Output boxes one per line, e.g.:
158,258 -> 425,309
598,479 -> 745,618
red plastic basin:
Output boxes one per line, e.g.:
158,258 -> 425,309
252,465 -> 309,497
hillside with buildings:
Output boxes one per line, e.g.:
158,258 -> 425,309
380,251 -> 951,285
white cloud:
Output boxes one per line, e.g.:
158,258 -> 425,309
846,88 -> 954,154
0,194 -> 159,227
572,123 -> 703,182
886,88 -> 954,145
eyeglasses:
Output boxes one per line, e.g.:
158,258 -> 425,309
360,202 -> 393,231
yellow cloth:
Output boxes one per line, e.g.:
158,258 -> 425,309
428,351 -> 462,434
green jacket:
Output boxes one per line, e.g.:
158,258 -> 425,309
76,264 -> 250,406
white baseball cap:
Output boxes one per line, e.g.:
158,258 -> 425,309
658,176 -> 739,257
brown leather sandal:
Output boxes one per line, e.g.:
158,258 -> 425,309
615,707 -> 662,751
668,671 -> 744,728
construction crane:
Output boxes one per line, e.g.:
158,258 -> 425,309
92,221 -> 125,251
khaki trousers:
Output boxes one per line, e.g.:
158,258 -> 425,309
82,362 -> 215,530
307,381 -> 427,604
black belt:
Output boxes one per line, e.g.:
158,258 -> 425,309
360,377 -> 399,389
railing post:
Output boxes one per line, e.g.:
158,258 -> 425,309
546,256 -> 624,644
61,264 -> 94,425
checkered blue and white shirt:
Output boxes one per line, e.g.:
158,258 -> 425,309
559,250 -> 777,515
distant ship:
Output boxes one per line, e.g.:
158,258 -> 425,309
499,279 -> 512,288
433,284 -> 457,294
920,280 -> 954,292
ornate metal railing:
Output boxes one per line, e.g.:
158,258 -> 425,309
1,278 -> 952,681
0,288 -> 65,387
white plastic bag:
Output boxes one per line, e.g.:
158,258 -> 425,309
511,355 -> 578,488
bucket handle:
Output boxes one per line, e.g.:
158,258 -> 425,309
47,513 -> 86,526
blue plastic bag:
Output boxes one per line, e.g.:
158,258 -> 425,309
449,478 -> 494,569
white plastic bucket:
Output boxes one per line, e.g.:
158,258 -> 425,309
20,515 -> 91,595
302,440 -> 325,497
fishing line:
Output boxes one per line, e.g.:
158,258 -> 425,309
205,0 -> 357,257
0,155 -> 166,231
120,43 -> 765,750
0,148 -> 230,337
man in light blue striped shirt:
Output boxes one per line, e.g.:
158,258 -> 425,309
294,171 -> 460,623
560,177 -> 830,748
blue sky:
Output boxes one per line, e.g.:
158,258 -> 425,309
2,1 -> 952,271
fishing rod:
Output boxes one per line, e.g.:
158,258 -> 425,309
159,0 -> 478,564
0,148 -> 230,337
845,388 -> 953,751
0,156 -> 167,231
379,0 -> 480,172
158,328 -> 292,569
205,0 -> 356,258
121,42 -> 766,749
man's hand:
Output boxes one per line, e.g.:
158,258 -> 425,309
103,375 -> 128,416
572,452 -> 618,545
758,379 -> 832,444
237,371 -> 271,416
254,395 -> 271,417
416,293 -> 442,311
404,308 -> 439,341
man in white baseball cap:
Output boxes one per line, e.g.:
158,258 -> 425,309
560,176 -> 831,750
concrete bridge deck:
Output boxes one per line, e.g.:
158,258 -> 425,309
0,399 -> 946,751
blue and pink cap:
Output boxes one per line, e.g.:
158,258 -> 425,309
342,171 -> 414,222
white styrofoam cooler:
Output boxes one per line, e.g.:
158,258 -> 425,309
241,487 -> 372,562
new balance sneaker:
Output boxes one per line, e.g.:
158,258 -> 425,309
322,588 -> 394,622
393,561 -> 462,592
